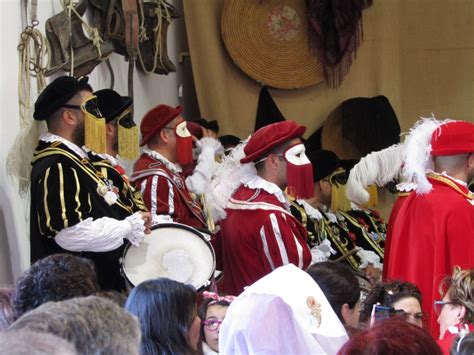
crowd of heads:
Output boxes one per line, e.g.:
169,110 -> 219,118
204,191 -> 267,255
0,253 -> 472,354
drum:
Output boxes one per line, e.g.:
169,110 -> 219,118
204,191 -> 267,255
122,223 -> 216,291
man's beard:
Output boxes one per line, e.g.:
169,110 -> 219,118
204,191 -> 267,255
72,119 -> 85,147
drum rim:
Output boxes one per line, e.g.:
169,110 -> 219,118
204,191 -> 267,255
121,222 -> 216,289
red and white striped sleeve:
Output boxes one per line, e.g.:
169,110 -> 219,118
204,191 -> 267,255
138,175 -> 176,219
257,212 -> 311,272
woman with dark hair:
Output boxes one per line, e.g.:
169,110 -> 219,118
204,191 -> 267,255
338,318 -> 442,355
306,261 -> 361,330
125,278 -> 201,355
360,280 -> 423,327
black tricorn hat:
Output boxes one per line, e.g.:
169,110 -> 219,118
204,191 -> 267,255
94,89 -> 133,124
254,86 -> 286,131
219,134 -> 241,149
34,76 -> 92,121
192,118 -> 219,133
307,149 -> 341,182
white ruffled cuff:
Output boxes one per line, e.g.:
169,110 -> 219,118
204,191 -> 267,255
357,249 -> 383,270
310,239 -> 336,264
124,212 -> 146,246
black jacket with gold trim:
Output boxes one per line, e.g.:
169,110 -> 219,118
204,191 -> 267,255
30,140 -> 133,291
289,199 -> 362,271
87,152 -> 147,215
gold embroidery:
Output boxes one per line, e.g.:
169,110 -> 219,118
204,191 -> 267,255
43,167 -> 58,234
339,211 -> 384,256
307,296 -> 322,327
322,216 -> 359,270
427,173 -> 473,200
87,193 -> 92,213
34,147 -> 131,212
72,168 -> 82,221
58,163 -> 68,228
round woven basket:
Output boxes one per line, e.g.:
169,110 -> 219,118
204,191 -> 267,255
221,0 -> 324,90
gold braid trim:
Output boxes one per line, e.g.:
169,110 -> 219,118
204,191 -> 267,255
427,173 -> 473,200
34,147 -> 133,214
339,211 -> 384,256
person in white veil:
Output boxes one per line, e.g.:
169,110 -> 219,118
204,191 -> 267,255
219,264 -> 349,354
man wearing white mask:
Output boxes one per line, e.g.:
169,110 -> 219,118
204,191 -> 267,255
220,121 -> 314,295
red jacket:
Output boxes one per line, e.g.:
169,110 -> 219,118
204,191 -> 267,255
131,153 -> 207,230
382,192 -> 409,281
221,184 -> 312,295
386,174 -> 474,338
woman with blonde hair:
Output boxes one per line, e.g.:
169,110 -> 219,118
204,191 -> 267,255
436,267 -> 474,354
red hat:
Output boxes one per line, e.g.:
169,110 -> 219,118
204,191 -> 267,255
140,104 -> 183,146
431,121 -> 474,156
241,121 -> 306,164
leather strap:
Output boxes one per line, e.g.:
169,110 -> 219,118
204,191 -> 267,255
122,0 -> 139,59
121,0 -> 139,109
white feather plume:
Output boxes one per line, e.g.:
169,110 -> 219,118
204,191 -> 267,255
204,136 -> 256,222
402,116 -> 453,194
346,143 -> 405,205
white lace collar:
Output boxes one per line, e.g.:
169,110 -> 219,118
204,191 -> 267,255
296,199 -> 323,220
396,181 -> 417,192
241,175 -> 289,206
143,147 -> 182,173
40,132 -> 87,159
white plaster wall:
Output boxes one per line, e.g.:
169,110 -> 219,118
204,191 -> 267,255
0,0 -> 185,284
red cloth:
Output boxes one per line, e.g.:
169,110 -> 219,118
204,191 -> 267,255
386,175 -> 474,339
382,192 -> 409,281
437,323 -> 474,355
131,153 -> 207,230
220,184 -> 312,295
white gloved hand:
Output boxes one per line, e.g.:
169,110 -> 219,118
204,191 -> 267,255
310,239 -> 336,264
196,137 -> 224,155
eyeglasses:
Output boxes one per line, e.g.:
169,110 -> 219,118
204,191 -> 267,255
434,300 -> 456,315
202,319 -> 223,331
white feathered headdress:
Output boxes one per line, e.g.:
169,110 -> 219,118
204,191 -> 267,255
204,136 -> 256,222
402,116 -> 453,194
346,143 -> 405,205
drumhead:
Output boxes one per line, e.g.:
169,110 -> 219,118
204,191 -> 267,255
122,223 -> 216,290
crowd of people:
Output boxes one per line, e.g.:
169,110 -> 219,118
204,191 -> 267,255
1,75 -> 473,354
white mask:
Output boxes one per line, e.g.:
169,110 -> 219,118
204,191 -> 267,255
175,120 -> 191,138
284,143 -> 310,166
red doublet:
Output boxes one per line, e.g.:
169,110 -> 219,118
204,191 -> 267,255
131,153 -> 207,230
221,184 -> 312,295
386,175 -> 474,338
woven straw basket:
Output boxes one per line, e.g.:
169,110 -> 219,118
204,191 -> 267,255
221,0 -> 323,90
